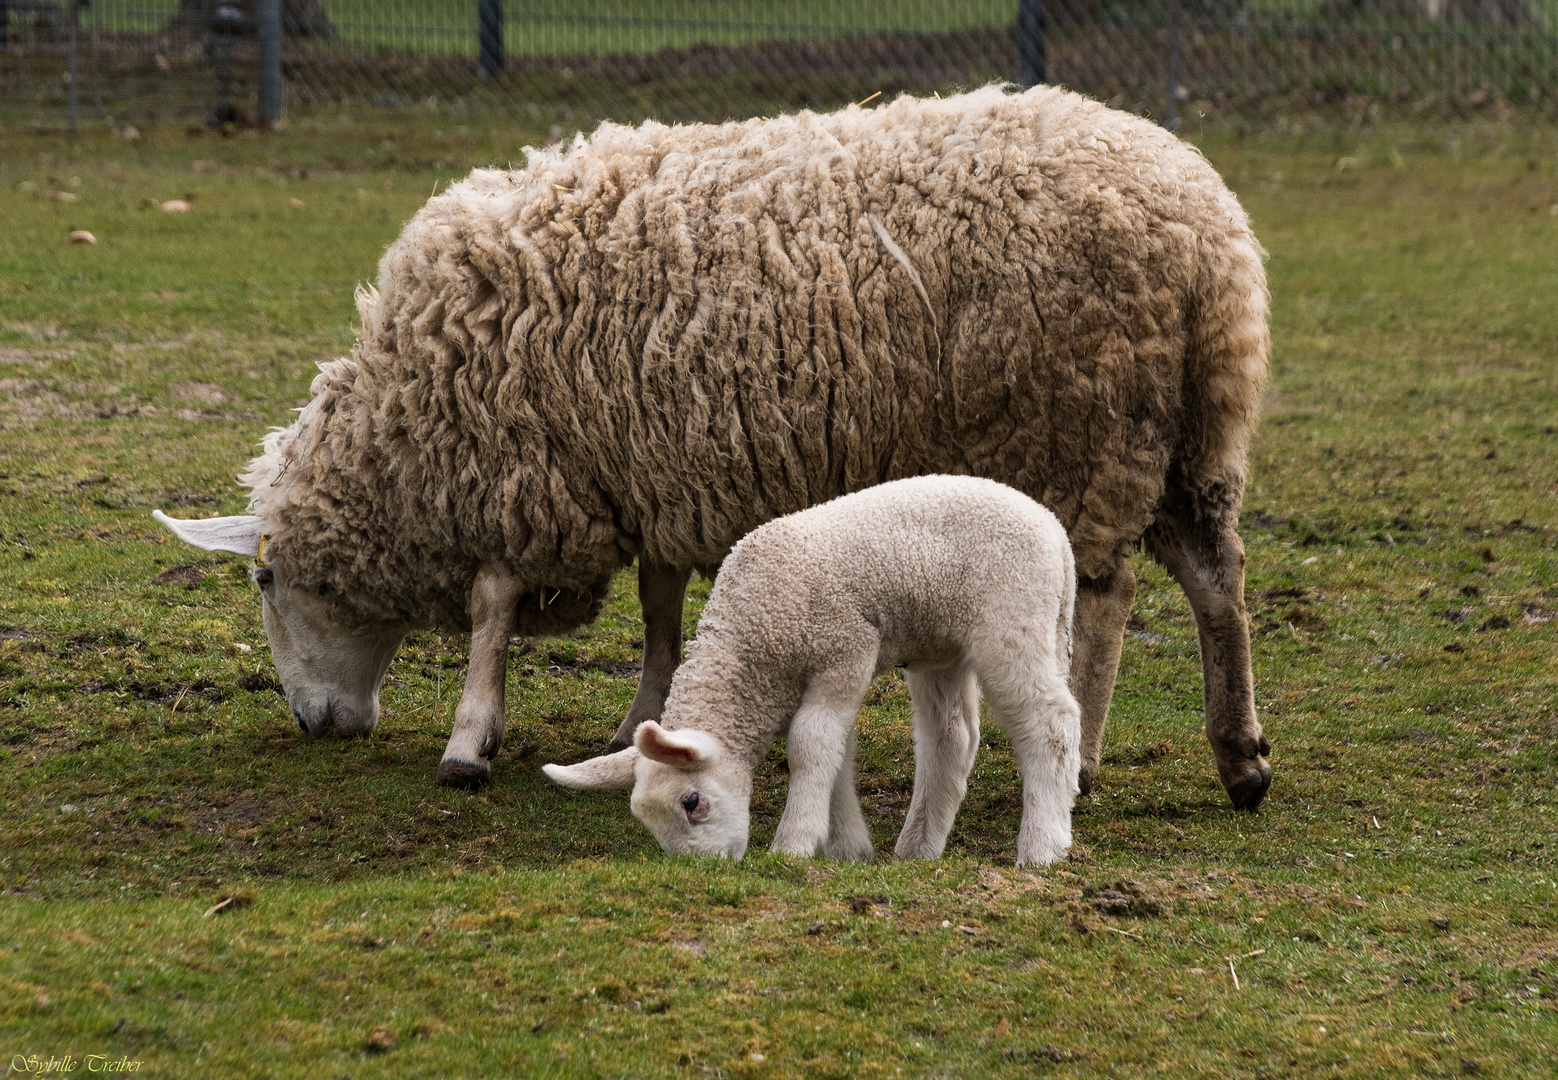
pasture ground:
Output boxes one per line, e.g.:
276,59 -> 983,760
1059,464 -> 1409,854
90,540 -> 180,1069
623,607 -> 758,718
0,114 -> 1555,1077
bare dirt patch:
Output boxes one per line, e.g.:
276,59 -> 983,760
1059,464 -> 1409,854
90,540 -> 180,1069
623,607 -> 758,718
153,565 -> 206,586
171,381 -> 228,404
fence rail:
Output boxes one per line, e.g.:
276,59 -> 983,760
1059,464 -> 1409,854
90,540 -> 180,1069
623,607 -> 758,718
3,1 -> 1556,133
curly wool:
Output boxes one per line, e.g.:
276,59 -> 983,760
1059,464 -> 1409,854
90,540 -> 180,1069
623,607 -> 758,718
242,84 -> 1268,631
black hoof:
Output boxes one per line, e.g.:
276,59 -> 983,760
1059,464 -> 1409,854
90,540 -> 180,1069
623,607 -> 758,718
436,759 -> 492,790
607,735 -> 633,753
1077,764 -> 1097,797
1225,757 -> 1273,812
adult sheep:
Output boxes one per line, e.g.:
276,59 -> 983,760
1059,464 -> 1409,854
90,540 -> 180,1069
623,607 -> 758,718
155,84 -> 1273,809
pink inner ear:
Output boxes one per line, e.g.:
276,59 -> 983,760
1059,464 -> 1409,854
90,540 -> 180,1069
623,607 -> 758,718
649,742 -> 699,764
636,723 -> 705,767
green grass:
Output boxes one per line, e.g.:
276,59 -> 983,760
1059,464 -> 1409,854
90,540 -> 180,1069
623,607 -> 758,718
0,118 -> 1556,1076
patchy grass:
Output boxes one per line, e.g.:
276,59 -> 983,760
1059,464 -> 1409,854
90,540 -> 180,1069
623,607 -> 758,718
0,120 -> 1555,1077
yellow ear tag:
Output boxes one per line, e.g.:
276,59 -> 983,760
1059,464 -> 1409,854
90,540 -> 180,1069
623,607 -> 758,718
255,534 -> 271,568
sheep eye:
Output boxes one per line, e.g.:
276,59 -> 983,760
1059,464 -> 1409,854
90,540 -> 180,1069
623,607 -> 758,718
253,567 -> 275,588
680,792 -> 702,816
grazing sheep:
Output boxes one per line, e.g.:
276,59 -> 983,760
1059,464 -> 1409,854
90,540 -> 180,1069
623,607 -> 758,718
153,83 -> 1271,809
544,476 -> 1081,865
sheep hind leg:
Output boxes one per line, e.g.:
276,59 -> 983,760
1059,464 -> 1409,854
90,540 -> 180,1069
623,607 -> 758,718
1147,504 -> 1271,811
894,663 -> 980,861
1070,558 -> 1136,796
979,663 -> 1081,868
608,560 -> 692,752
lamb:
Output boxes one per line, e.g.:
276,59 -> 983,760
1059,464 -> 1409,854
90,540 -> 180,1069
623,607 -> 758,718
543,476 -> 1082,866
152,83 -> 1271,811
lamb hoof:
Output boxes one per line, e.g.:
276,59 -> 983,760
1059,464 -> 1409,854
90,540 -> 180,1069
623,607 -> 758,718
1077,762 -> 1098,796
1222,756 -> 1272,812
825,842 -> 875,863
606,734 -> 633,753
436,758 -> 492,790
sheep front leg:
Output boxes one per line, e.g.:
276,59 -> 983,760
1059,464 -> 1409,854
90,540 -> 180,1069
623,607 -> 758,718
609,560 -> 691,751
437,563 -> 523,789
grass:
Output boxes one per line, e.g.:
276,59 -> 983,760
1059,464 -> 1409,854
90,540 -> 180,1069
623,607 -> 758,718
78,1 -> 1019,55
0,116 -> 1556,1076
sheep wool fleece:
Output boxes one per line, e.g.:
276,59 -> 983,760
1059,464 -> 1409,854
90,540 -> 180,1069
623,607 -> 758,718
241,84 -> 1267,636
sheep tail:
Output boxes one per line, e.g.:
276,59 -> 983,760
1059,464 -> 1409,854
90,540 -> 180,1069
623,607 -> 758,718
1177,221 -> 1270,526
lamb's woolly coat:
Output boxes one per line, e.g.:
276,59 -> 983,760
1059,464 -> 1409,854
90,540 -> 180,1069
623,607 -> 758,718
548,475 -> 1082,865
243,84 -> 1267,634
657,476 -> 1077,768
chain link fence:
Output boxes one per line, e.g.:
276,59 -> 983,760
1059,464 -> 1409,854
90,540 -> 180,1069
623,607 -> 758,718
3,1 -> 1556,134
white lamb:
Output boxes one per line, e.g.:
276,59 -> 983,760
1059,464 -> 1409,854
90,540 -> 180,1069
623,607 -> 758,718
544,475 -> 1082,867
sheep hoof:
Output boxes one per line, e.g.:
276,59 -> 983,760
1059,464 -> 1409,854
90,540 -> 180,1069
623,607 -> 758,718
436,758 -> 492,790
1222,757 -> 1272,812
607,713 -> 644,753
1077,762 -> 1098,797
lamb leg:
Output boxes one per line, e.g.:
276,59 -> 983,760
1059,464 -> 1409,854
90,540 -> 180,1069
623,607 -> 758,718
437,562 -> 523,789
822,725 -> 874,862
774,661 -> 874,858
609,560 -> 691,751
895,663 -> 980,860
981,670 -> 1082,867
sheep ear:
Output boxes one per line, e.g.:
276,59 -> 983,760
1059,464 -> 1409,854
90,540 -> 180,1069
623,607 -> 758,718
542,749 -> 638,790
152,511 -> 266,558
635,721 -> 717,770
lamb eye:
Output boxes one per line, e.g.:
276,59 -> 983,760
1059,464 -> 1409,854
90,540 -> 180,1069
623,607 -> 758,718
680,792 -> 702,815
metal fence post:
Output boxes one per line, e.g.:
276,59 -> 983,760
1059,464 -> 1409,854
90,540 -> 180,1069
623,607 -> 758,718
67,0 -> 79,134
479,0 -> 503,77
1018,0 -> 1045,87
1,0 -> 10,49
258,0 -> 281,124
1166,0 -> 1181,132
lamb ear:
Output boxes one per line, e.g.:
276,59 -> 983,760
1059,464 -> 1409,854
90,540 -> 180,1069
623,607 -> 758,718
542,748 -> 638,790
634,721 -> 718,770
152,511 -> 266,558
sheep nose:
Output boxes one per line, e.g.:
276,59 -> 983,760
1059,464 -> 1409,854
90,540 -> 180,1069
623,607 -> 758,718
293,708 -> 308,732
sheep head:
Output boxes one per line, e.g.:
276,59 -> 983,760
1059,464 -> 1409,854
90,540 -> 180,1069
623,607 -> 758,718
543,721 -> 751,861
152,511 -> 406,737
